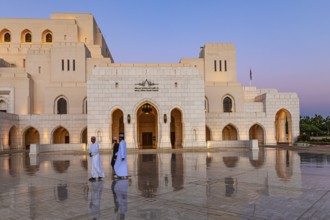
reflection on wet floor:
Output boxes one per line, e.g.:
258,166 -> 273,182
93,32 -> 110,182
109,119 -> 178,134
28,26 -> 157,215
0,148 -> 330,219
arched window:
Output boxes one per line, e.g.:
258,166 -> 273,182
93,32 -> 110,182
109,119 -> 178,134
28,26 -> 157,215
21,30 -> 32,43
4,33 -> 11,42
223,97 -> 233,112
25,33 -> 32,43
46,33 -> 52,43
0,29 -> 11,43
55,97 -> 68,114
42,30 -> 53,43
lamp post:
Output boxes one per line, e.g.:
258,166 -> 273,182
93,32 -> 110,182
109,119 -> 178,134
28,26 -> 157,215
142,103 -> 152,114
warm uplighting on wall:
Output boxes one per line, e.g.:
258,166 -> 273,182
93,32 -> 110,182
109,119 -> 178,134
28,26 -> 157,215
43,131 -> 48,143
3,133 -> 9,145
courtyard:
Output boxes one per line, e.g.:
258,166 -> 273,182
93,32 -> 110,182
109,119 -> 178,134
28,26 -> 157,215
1,147 -> 330,219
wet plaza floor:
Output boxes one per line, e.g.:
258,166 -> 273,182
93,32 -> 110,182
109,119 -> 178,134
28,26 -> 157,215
1,148 -> 330,220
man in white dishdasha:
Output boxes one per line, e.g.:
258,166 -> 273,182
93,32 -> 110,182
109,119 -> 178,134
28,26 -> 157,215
89,136 -> 105,182
114,134 -> 128,179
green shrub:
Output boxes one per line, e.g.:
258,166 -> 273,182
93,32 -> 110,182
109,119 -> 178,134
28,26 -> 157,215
297,134 -> 311,142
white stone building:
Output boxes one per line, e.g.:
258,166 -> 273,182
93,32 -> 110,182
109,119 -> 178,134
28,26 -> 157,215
0,13 -> 299,151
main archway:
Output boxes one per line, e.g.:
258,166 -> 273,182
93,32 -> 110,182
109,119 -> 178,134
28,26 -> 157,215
112,109 -> 124,141
170,108 -> 183,148
137,103 -> 158,149
275,109 -> 292,144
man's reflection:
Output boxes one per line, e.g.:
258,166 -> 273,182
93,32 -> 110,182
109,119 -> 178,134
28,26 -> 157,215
89,181 -> 104,219
111,179 -> 128,219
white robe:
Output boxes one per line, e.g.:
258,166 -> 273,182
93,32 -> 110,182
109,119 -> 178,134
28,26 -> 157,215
89,181 -> 104,218
114,179 -> 128,214
114,140 -> 128,177
89,143 -> 105,178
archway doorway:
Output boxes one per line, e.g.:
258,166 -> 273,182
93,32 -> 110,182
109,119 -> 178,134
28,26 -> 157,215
206,126 -> 211,141
24,127 -> 40,150
9,126 -> 19,149
170,108 -> 183,148
53,127 -> 69,144
275,109 -> 292,144
112,109 -> 124,141
81,127 -> 87,144
249,124 -> 265,145
137,103 -> 158,149
222,124 -> 238,140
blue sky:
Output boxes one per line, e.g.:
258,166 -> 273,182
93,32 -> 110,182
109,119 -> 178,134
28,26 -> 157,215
1,0 -> 330,116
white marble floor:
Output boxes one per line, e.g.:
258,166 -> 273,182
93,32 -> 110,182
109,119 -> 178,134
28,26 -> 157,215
0,148 -> 330,219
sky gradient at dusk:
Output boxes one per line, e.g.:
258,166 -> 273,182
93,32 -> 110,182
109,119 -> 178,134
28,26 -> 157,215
1,0 -> 329,116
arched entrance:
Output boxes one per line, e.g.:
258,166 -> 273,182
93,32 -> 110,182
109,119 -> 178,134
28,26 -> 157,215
275,109 -> 292,144
24,127 -> 40,150
222,124 -> 238,140
170,108 -> 183,148
81,127 -> 87,144
137,103 -> 158,149
112,109 -> 124,141
249,124 -> 265,145
9,126 -> 19,149
53,126 -> 69,144
206,126 -> 211,141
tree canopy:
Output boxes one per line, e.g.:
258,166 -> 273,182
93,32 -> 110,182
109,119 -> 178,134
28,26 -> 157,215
300,115 -> 330,136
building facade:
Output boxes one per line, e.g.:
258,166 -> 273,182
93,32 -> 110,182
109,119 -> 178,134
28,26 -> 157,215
0,13 -> 299,150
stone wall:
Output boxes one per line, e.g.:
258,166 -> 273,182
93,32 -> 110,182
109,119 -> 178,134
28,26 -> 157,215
19,114 -> 87,145
88,67 -> 206,149
0,113 -> 87,151
205,90 -> 300,145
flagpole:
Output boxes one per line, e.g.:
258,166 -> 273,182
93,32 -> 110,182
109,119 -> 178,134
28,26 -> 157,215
249,68 -> 252,86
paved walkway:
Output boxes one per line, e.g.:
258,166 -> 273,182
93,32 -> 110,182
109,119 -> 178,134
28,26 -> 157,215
1,148 -> 330,219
